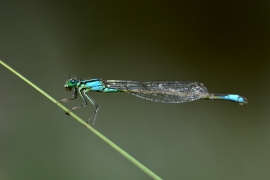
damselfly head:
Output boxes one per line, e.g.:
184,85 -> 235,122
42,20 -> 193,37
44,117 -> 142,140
64,78 -> 78,92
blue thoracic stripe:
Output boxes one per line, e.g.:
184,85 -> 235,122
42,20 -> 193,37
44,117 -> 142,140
81,79 -> 121,92
84,79 -> 105,91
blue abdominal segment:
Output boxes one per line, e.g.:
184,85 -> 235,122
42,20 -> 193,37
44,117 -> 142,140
212,94 -> 248,105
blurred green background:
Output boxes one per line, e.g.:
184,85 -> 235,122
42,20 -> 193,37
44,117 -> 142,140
0,1 -> 269,180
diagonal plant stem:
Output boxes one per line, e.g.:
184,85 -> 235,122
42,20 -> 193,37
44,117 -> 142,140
0,60 -> 162,180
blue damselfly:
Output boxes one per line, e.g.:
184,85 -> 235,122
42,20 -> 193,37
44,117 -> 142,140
60,78 -> 247,125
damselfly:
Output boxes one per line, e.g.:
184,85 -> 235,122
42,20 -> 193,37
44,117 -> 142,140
60,78 -> 248,126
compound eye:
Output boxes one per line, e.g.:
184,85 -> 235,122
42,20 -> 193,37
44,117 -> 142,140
71,79 -> 76,83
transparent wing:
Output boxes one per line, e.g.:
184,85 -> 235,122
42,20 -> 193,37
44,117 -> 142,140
103,80 -> 209,103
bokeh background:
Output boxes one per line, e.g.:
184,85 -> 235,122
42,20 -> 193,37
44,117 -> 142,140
0,1 -> 269,180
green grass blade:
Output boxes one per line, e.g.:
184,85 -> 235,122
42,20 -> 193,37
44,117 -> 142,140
0,60 -> 162,180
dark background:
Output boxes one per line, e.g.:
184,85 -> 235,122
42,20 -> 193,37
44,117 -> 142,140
0,1 -> 269,180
